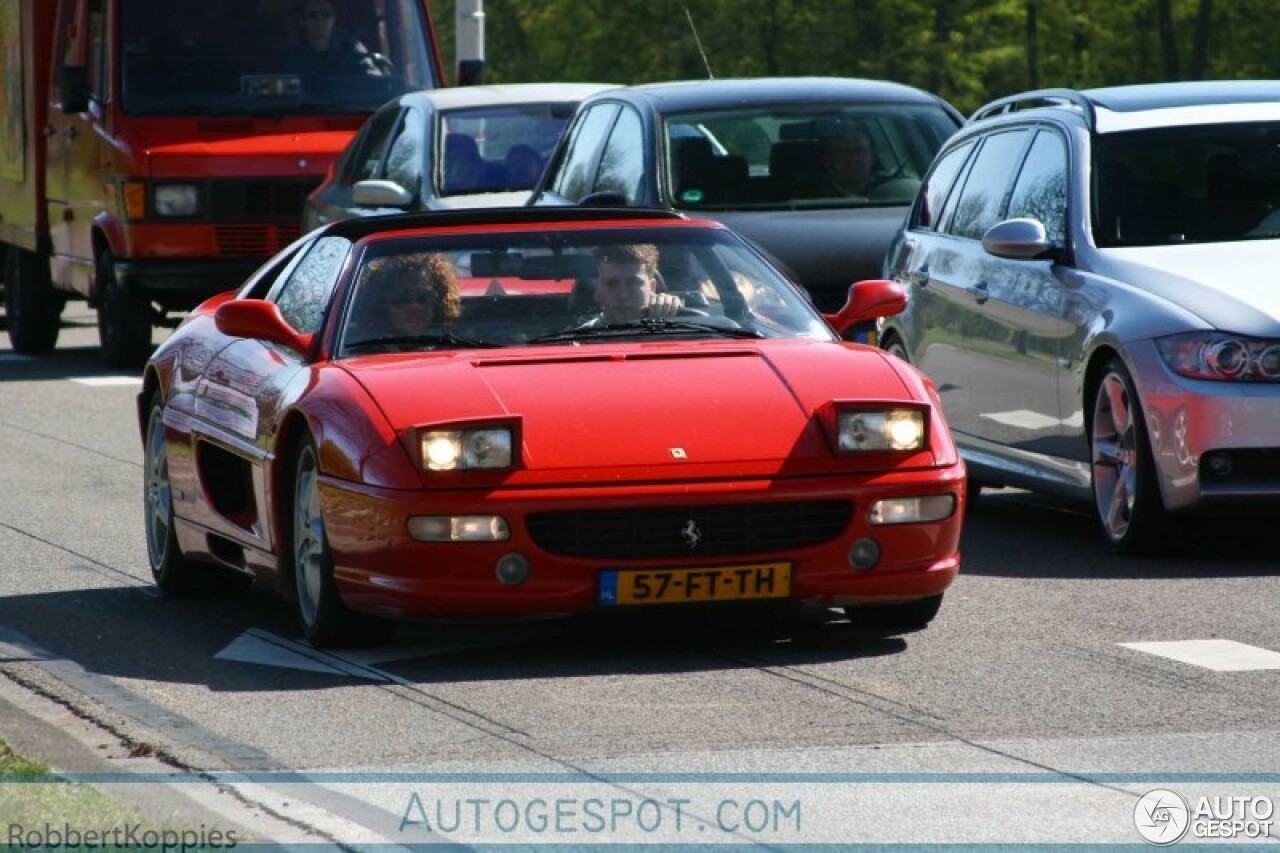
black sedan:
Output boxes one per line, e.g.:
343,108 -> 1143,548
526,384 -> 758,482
529,77 -> 962,312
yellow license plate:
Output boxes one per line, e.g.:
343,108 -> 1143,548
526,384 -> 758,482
598,562 -> 792,606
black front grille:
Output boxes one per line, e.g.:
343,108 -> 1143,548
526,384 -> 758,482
526,500 -> 852,560
207,179 -> 319,221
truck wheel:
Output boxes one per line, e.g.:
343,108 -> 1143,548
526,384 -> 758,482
4,247 -> 62,354
96,252 -> 154,368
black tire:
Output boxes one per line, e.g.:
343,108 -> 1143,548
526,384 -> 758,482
5,247 -> 62,354
1089,359 -> 1170,554
97,252 -> 154,368
144,390 -> 252,595
288,433 -> 363,647
882,333 -> 909,363
846,594 -> 943,635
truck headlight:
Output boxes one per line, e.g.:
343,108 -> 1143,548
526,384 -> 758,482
836,408 -> 926,453
421,428 -> 514,471
153,184 -> 201,217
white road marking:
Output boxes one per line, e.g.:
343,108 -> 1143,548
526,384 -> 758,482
69,376 -> 143,387
979,409 -> 1061,430
214,629 -> 506,680
1119,639 -> 1280,671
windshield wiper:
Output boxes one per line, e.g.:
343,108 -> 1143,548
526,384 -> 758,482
345,332 -> 502,352
527,319 -> 764,344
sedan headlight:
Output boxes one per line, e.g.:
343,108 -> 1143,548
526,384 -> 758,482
420,427 -> 514,471
836,408 -> 926,453
1156,331 -> 1280,381
153,183 -> 201,217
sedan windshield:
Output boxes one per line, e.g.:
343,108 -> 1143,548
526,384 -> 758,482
664,104 -> 959,210
337,227 -> 835,356
120,0 -> 436,116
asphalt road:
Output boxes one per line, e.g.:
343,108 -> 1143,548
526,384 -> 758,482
1,305 -> 1278,847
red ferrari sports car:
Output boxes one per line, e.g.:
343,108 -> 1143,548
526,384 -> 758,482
139,207 -> 965,647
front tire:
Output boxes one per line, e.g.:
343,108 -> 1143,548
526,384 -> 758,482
97,252 -> 154,368
1090,359 -> 1169,554
5,247 -> 62,354
289,434 -> 357,647
846,595 -> 943,635
145,391 -> 200,594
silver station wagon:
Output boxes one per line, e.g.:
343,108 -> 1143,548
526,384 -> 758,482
881,82 -> 1280,553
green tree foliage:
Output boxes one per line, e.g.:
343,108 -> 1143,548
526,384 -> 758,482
430,0 -> 1280,114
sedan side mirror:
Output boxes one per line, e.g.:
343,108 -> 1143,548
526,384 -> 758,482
215,300 -> 313,356
983,217 -> 1055,260
823,280 -> 907,335
352,179 -> 414,208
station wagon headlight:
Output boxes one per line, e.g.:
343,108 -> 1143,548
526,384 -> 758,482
153,184 -> 201,217
1156,332 -> 1280,381
421,427 -> 514,471
836,408 -> 926,453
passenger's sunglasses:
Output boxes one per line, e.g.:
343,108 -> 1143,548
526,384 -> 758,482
393,290 -> 436,306
304,8 -> 333,20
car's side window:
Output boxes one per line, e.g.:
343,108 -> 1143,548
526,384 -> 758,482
346,107 -> 403,185
944,129 -> 1032,240
593,107 -> 645,201
552,103 -> 621,201
382,107 -> 424,198
911,140 -> 975,231
1006,130 -> 1069,247
273,237 -> 351,334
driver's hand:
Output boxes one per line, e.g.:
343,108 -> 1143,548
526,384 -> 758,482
644,293 -> 683,319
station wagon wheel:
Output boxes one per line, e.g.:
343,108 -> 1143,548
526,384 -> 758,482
882,334 -> 910,363
290,434 -> 359,647
1090,359 -> 1169,554
845,594 -> 942,635
144,390 -> 201,594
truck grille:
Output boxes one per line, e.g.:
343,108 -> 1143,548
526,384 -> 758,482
526,500 -> 852,560
203,178 -> 313,255
215,223 -> 302,256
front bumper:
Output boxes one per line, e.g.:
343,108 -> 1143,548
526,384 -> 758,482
1128,341 -> 1280,510
316,466 -> 966,620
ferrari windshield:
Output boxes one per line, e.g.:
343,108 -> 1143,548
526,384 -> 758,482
337,226 -> 835,356
119,0 -> 437,116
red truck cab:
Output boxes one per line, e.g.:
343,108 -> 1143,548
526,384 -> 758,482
0,0 -> 442,366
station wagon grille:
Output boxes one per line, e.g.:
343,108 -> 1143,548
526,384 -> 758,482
526,500 -> 852,560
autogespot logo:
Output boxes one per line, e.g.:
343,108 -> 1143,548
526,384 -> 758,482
1135,789 -> 1191,845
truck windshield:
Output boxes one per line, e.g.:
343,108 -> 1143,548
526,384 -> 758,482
120,0 -> 438,116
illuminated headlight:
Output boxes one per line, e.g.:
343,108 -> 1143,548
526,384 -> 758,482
1156,331 -> 1280,381
869,495 -> 955,525
421,428 -> 513,471
837,409 -> 925,452
153,184 -> 201,217
407,515 -> 510,542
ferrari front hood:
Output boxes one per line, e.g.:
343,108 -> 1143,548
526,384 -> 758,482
342,343 -> 911,475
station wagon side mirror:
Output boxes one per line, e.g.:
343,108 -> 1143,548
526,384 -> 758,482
57,65 -> 90,114
983,218 -> 1056,260
823,280 -> 907,335
352,179 -> 414,208
215,300 -> 314,357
